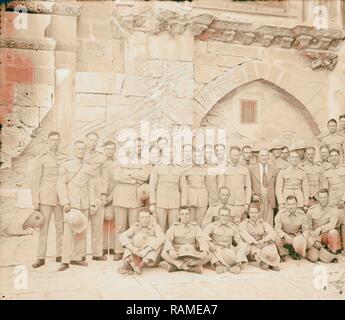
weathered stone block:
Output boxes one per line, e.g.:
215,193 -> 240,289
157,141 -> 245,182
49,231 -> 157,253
207,40 -> 232,55
14,84 -> 54,107
194,64 -> 227,83
1,12 -> 51,39
106,94 -> 127,106
148,33 -> 193,61
76,93 -> 106,107
76,106 -> 106,122
232,44 -> 263,59
75,72 -> 124,94
92,23 -> 111,40
122,75 -> 159,96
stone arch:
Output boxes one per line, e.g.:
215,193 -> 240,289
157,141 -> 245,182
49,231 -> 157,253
194,60 -> 321,136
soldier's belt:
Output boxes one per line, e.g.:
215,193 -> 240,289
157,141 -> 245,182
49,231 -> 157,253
173,236 -> 196,245
284,186 -> 302,190
212,234 -> 233,244
282,223 -> 301,234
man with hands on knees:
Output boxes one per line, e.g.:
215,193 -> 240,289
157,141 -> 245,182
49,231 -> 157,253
161,206 -> 210,274
118,208 -> 165,275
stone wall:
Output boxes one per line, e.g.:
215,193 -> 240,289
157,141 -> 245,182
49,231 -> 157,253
1,0 -> 345,186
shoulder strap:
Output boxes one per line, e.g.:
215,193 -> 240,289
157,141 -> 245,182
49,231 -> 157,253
66,163 -> 84,185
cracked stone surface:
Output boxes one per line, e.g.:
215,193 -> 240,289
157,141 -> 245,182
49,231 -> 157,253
0,216 -> 344,300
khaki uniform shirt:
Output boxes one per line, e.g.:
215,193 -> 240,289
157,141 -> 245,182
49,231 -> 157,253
217,162 -> 252,206
205,220 -> 242,248
239,219 -> 276,244
164,221 -> 209,252
274,208 -> 309,239
57,156 -> 95,210
306,204 -> 340,240
320,159 -> 332,171
119,220 -> 165,250
205,165 -> 218,206
202,202 -> 232,227
104,163 -> 150,208
31,152 -> 67,206
321,133 -> 344,157
270,158 -> 289,171
322,165 -> 345,207
149,164 -> 186,209
180,165 -> 208,208
276,166 -> 309,207
300,161 -> 323,198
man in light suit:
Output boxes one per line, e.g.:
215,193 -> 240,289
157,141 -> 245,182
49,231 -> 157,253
31,131 -> 67,268
57,140 -> 96,271
249,149 -> 278,226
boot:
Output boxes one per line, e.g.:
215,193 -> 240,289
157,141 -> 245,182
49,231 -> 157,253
58,263 -> 69,272
32,259 -> 45,268
70,260 -> 88,267
92,256 -> 107,261
113,253 -> 123,261
56,256 -> 62,263
103,249 -> 108,256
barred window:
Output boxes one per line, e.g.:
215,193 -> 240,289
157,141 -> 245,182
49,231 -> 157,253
240,100 -> 258,124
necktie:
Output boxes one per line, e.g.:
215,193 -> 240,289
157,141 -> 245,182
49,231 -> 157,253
262,164 -> 268,188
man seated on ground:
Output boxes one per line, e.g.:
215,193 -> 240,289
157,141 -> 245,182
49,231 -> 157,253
239,204 -> 281,271
306,188 -> 341,263
202,186 -> 231,227
274,195 -> 309,261
118,208 -> 165,275
204,206 -> 247,274
161,206 -> 210,274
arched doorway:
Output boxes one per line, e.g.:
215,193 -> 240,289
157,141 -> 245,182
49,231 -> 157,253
200,79 -> 321,148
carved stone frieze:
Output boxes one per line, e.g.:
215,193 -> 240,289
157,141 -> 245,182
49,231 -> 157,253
303,50 -> 339,71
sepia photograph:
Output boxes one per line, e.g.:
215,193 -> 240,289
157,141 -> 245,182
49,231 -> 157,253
0,0 -> 345,304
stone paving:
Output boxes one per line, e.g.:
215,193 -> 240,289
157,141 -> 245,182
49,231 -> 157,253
1,218 -> 345,300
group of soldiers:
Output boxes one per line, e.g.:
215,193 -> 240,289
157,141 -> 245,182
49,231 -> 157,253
30,114 -> 345,274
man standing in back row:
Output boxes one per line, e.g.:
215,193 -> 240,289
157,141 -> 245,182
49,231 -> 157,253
31,131 -> 67,268
217,146 -> 252,222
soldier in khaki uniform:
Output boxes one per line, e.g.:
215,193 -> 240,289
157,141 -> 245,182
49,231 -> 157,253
320,119 -> 345,164
322,149 -> 345,208
31,131 -> 67,268
180,147 -> 208,226
306,189 -> 341,263
217,146 -> 252,222
83,132 -> 107,261
204,207 -> 247,274
274,195 -> 309,260
281,146 -> 289,162
101,141 -> 116,257
322,148 -> 345,249
202,186 -> 232,227
239,204 -> 281,271
319,145 -> 332,171
57,141 -> 96,271
204,144 -> 218,206
301,146 -> 323,207
162,206 -> 210,274
103,144 -> 151,261
338,114 -> 345,137
149,163 -> 185,232
240,145 -> 257,167
269,142 -> 289,171
276,150 -> 309,211
118,208 -> 165,275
